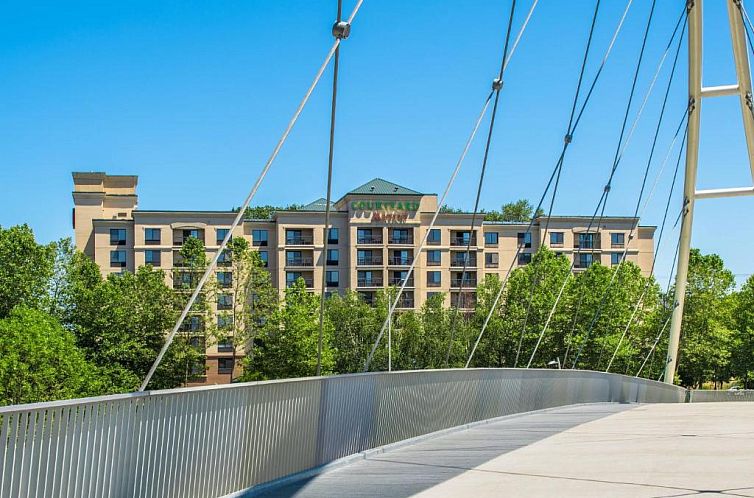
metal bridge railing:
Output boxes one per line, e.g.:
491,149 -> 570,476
0,369 -> 685,498
688,389 -> 754,402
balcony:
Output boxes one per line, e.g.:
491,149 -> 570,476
389,276 -> 414,287
388,255 -> 413,266
450,236 -> 477,246
388,235 -> 414,245
359,291 -> 376,305
285,234 -> 314,246
450,254 -> 477,267
286,277 -> 314,288
285,256 -> 314,267
357,277 -> 383,288
450,292 -> 476,308
396,294 -> 415,308
451,274 -> 477,288
357,255 -> 383,266
357,233 -> 383,245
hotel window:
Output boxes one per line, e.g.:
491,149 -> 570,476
428,229 -> 441,245
327,228 -> 339,244
252,229 -> 268,246
518,252 -> 532,265
218,358 -> 234,374
611,252 -> 624,266
259,251 -> 269,267
286,250 -> 302,265
485,253 -> 499,268
217,338 -> 234,353
217,272 -> 233,288
550,232 -> 564,246
578,253 -> 594,268
216,228 -> 230,245
218,294 -> 233,310
484,232 -> 499,246
578,233 -> 595,249
427,271 -> 441,287
182,229 -> 200,241
517,232 -> 532,248
427,250 -> 441,266
144,228 -> 161,245
110,228 -> 127,246
611,232 -> 625,248
390,228 -> 411,244
286,272 -> 302,287
327,249 -> 339,265
326,270 -> 339,287
217,314 -> 233,330
180,315 -> 203,333
145,249 -> 161,267
110,250 -> 127,268
217,250 -> 232,266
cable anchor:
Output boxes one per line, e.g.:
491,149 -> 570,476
564,134 -> 573,144
332,21 -> 351,40
603,184 -> 611,193
492,78 -> 503,91
746,91 -> 753,111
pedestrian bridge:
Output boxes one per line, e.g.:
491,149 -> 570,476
0,369 -> 751,498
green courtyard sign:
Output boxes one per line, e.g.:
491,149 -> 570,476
350,200 -> 420,211
350,200 -> 420,223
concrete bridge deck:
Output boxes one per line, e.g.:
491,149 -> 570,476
256,402 -> 754,498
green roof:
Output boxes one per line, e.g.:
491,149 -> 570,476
348,178 -> 422,196
301,198 -> 335,211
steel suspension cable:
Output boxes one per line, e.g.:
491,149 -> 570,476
316,0 -> 347,376
364,0 -> 540,372
467,0 -> 638,368
139,0 -> 365,391
444,0 -> 518,367
513,2 -> 607,368
572,14 -> 687,369
605,119 -> 688,373
526,0 -> 655,369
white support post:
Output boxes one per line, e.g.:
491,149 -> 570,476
665,0 -> 754,384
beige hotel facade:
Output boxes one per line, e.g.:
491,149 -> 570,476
72,172 -> 656,384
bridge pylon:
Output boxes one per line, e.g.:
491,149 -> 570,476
665,0 -> 754,384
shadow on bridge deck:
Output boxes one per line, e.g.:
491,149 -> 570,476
251,403 -> 634,498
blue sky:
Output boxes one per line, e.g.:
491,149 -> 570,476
0,0 -> 752,286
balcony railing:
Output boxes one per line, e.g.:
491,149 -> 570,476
427,259 -> 442,266
357,234 -> 383,244
451,277 -> 477,288
285,235 -> 314,245
389,276 -> 414,287
357,255 -> 383,265
286,278 -> 314,288
397,297 -> 415,308
388,256 -> 413,265
286,257 -> 314,267
450,256 -> 477,267
357,277 -> 383,287
451,295 -> 477,308
388,235 -> 414,245
427,280 -> 441,288
450,237 -> 476,246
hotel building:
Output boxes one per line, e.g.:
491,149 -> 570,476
72,172 -> 656,383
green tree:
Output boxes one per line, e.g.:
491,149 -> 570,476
234,204 -> 304,220
0,307 -> 103,405
214,238 -> 277,382
69,264 -> 188,391
245,278 -> 333,379
731,275 -> 754,388
0,225 -> 56,318
325,290 -> 381,373
499,199 -> 544,222
675,249 -> 736,388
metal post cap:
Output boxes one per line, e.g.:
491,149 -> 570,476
332,21 -> 351,39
